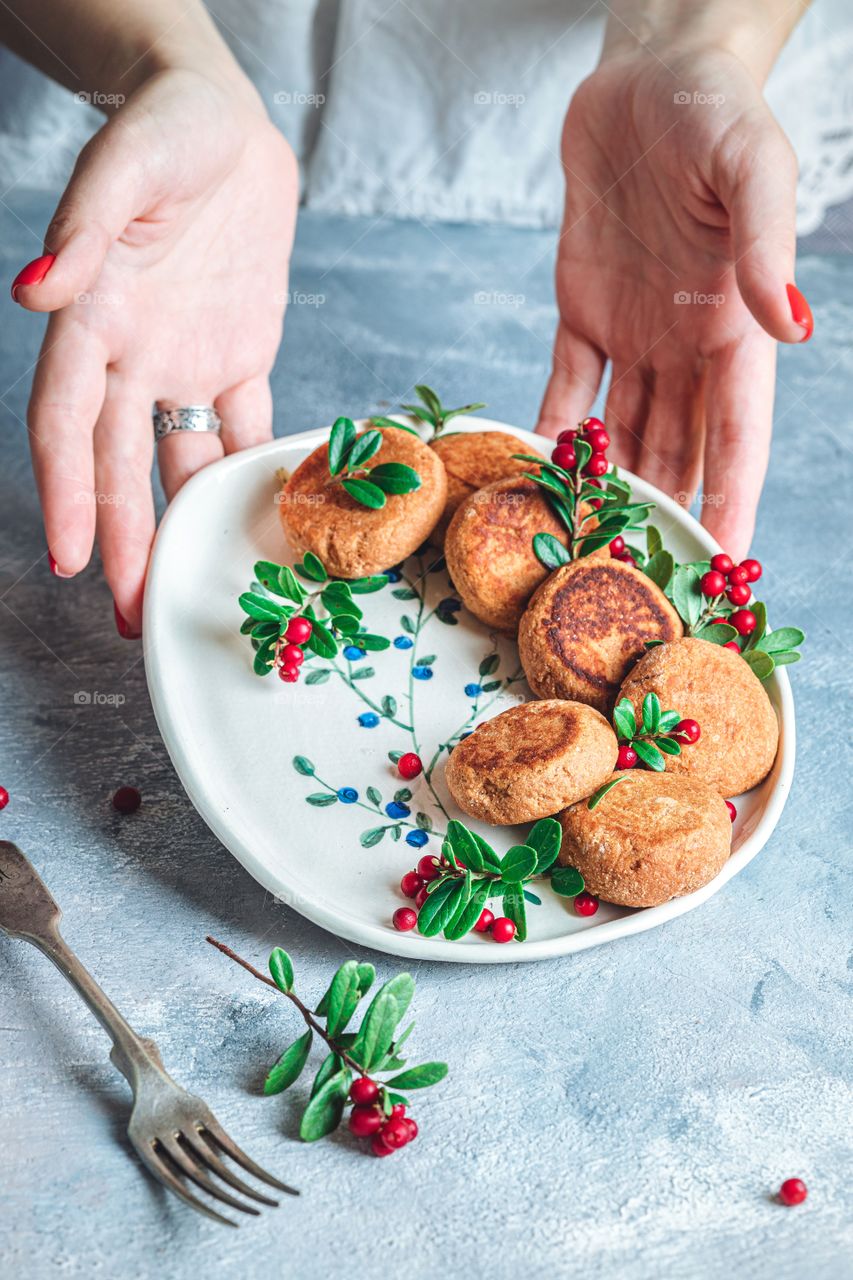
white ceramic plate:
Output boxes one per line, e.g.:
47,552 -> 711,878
145,418 -> 795,963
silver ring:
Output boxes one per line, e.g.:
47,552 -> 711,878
153,402 -> 222,443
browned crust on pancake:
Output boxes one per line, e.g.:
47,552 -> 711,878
518,559 -> 684,713
278,426 -> 447,578
429,432 -> 543,548
445,699 -> 618,825
558,770 -> 732,907
617,636 -> 779,796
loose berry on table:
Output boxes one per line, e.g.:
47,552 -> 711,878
574,891 -> 599,917
700,570 -> 727,598
491,917 -> 516,943
400,870 -> 424,898
398,752 -> 423,780
284,615 -> 312,644
674,718 -> 701,745
112,786 -> 141,814
350,1077 -> 379,1105
473,908 -> 495,933
0,785 -> 8,810
778,1178 -> 807,1206
393,907 -> 418,932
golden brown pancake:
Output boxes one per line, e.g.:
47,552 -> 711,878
445,699 -> 618,825
278,426 -> 447,579
558,770 -> 732,907
518,559 -> 683,713
429,431 -> 543,549
618,637 -> 779,797
444,477 -> 606,635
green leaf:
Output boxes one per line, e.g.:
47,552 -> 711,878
368,462 -> 422,495
551,865 -> 585,897
444,878 -> 491,940
386,1062 -> 448,1090
299,1069 -> 350,1141
307,792 -> 337,806
347,429 -> 383,469
333,613 -> 361,635
348,574 -> 389,594
417,877 -> 462,936
268,947 -> 294,993
500,844 -> 538,882
533,532 -> 571,571
309,1051 -> 343,1098
741,601 -> 768,652
253,561 -> 290,598
642,691 -> 661,735
306,620 -> 338,659
253,640 -> 276,675
758,625 -> 805,654
400,403 -> 435,426
326,960 -> 362,1037
525,817 -> 562,874
356,963 -> 375,995
296,552 -> 327,582
479,653 -> 499,677
742,649 -> 775,680
644,550 -> 674,591
655,735 -> 682,756
414,384 -> 443,420
263,1029 -> 313,1095
502,882 -> 527,941
357,633 -> 391,651
672,564 -> 703,628
574,439 -> 592,472
442,869 -> 473,937
771,650 -> 800,667
657,710 -> 682,732
239,591 -> 283,622
293,755 -> 315,776
352,990 -> 403,1070
646,525 -> 663,558
445,819 -> 484,872
695,622 -> 738,645
587,775 -> 627,810
472,833 -> 502,874
240,615 -> 256,635
342,477 -> 387,509
371,415 -> 420,436
633,739 -> 665,771
442,402 -> 486,423
305,667 -> 331,685
613,697 -> 637,741
328,416 -> 356,475
360,826 -> 386,847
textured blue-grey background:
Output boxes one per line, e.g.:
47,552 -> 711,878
0,191 -> 851,1279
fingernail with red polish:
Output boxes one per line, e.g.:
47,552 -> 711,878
786,283 -> 813,342
48,551 -> 75,579
11,253 -> 56,303
114,602 -> 141,640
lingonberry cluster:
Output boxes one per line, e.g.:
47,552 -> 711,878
613,693 -> 700,773
347,1075 -> 419,1157
699,552 -> 763,644
276,615 -> 313,683
394,853 -> 517,942
552,419 -> 640,566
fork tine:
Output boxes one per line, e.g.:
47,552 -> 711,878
200,1118 -> 299,1195
181,1129 -> 278,1206
133,1139 -> 238,1227
158,1138 -> 261,1217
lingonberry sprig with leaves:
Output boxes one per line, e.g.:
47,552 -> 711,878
327,417 -> 422,509
514,419 -> 657,570
207,938 -> 447,1157
666,553 -> 804,679
239,552 -> 390,684
372,384 -> 487,441
612,692 -> 700,772
392,816 -> 588,942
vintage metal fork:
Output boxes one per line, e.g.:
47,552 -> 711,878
0,841 -> 298,1225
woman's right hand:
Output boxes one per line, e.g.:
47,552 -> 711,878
13,66 -> 298,636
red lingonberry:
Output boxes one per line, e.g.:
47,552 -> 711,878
583,426 -> 610,453
674,718 -> 701,745
491,917 -> 516,943
580,416 -> 606,432
585,452 -> 608,477
382,1118 -> 411,1149
619,554 -> 637,568
556,429 -> 577,445
284,615 -> 312,644
588,497 -> 603,510
390,1103 -> 406,1120
417,854 -> 441,882
473,908 -> 494,933
710,617 -> 729,626
397,752 -> 422,780
609,536 -> 625,557
616,744 -> 637,770
281,643 -> 305,667
725,800 -> 737,822
348,1105 -> 383,1137
574,891 -> 599,917
700,570 -> 727,598
778,1178 -> 807,1206
278,662 -> 300,683
724,641 -> 741,652
370,1133 -> 395,1157
730,609 -> 757,636
393,907 -> 417,932
726,583 -> 751,607
404,1117 -> 419,1141
585,477 -> 603,490
739,558 -> 762,583
727,565 -> 749,586
710,553 -> 733,575
552,444 -> 577,470
0,785 -> 8,811
414,886 -> 429,909
400,870 -> 423,898
112,786 -> 141,814
350,1077 -> 379,1106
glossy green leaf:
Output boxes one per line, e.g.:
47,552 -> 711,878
655,735 -> 682,755
742,649 -> 775,680
633,739 -> 665,771
551,865 -> 585,897
525,817 -> 562,874
342,477 -> 386,508
445,819 -> 485,872
587,775 -> 627,810
644,550 -> 674,591
368,462 -> 422,495
348,574 -> 389,593
642,691 -> 661,735
500,844 -> 538,882
296,552 -> 327,582
299,1069 -> 350,1141
386,1062 -> 448,1090
646,525 -> 663,558
239,591 -> 283,622
417,877 -> 462,936
268,947 -> 294,993
502,882 -> 527,940
263,1029 -> 312,1095
347,429 -> 383,469
326,960 -> 362,1036
695,622 -> 738,645
328,417 -> 356,475
758,625 -> 805,654
613,697 -> 637,741
444,878 -> 491,940
533,532 -> 571,571
672,564 -> 703,628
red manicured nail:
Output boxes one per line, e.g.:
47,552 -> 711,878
48,551 -> 75,579
114,602 -> 140,640
786,283 -> 813,342
11,253 -> 56,302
